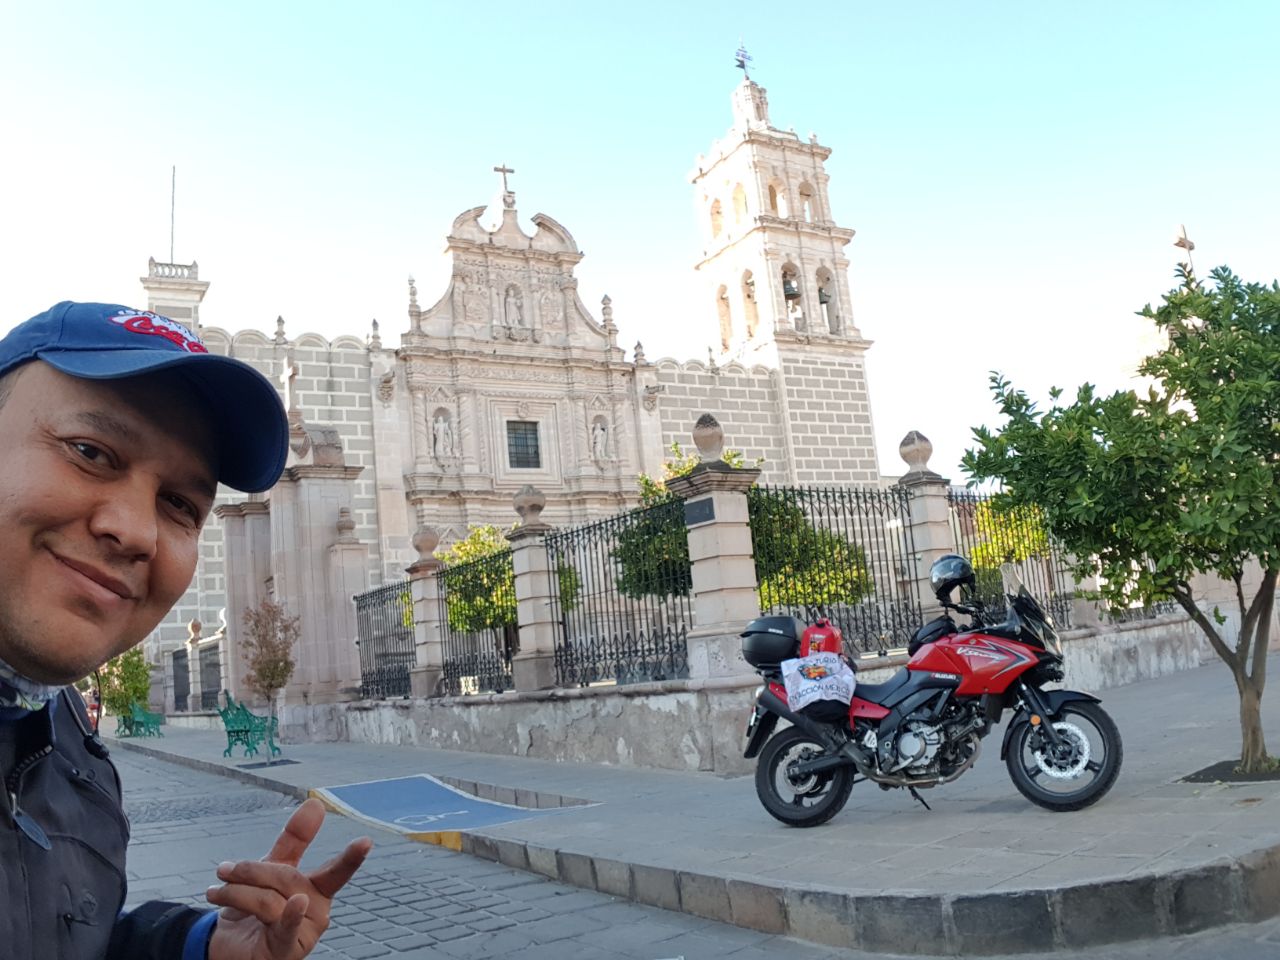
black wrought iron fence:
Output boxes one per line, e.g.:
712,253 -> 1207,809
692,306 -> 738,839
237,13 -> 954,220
546,499 -> 692,686
354,580 -> 416,699
749,485 -> 922,656
437,550 -> 516,696
199,647 -> 221,710
172,648 -> 189,712
1104,599 -> 1183,623
947,490 -> 1075,628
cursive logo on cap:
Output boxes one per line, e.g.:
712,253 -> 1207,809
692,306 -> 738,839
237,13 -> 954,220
109,310 -> 208,354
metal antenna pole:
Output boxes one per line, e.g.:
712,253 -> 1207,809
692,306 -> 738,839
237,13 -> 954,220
169,165 -> 176,263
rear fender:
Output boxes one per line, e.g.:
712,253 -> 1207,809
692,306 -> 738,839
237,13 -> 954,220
999,689 -> 1102,761
743,708 -> 780,759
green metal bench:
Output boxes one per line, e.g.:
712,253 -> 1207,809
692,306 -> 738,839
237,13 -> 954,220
218,692 -> 281,759
127,702 -> 164,737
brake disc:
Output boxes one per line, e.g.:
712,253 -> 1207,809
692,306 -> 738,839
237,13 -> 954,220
1032,721 -> 1091,780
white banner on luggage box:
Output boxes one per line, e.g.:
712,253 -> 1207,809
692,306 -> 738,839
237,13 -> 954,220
781,652 -> 856,712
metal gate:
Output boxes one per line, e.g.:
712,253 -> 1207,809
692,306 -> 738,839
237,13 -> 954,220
437,550 -> 516,696
172,649 -> 189,712
354,580 -> 416,699
199,646 -> 221,710
749,485 -> 922,656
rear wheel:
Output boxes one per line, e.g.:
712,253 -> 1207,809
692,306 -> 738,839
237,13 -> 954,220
1006,701 -> 1122,811
755,726 -> 854,827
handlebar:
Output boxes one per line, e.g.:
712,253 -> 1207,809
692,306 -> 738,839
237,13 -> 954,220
943,599 -> 986,627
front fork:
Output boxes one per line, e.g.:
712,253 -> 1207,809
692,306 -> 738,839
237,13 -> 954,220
1015,681 -> 1066,750
1000,683 -> 1103,761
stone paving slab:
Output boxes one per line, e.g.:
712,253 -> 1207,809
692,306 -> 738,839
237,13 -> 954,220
109,657 -> 1280,954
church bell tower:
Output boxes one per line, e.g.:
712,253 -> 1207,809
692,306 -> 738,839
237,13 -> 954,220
689,57 -> 880,484
691,67 -> 864,362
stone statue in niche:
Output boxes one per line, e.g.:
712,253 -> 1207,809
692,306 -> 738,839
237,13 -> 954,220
591,420 -> 609,460
432,415 -> 453,459
504,286 -> 525,327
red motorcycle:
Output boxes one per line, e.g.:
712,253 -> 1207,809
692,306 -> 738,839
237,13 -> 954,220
742,555 -> 1122,827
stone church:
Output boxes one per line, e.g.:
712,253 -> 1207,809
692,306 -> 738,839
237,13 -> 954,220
142,75 -> 883,707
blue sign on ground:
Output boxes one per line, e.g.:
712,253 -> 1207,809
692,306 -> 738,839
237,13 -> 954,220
314,775 -> 577,835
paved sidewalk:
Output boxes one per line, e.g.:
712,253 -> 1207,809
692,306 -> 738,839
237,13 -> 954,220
109,658 -> 1280,956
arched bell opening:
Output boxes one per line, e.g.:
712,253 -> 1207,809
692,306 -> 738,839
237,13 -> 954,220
716,284 -> 732,351
767,181 -> 789,219
816,266 -> 838,334
732,183 -> 748,224
781,263 -> 804,330
798,182 -> 815,222
741,270 -> 760,339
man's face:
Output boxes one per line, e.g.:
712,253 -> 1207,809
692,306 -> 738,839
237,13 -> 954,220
0,362 -> 218,684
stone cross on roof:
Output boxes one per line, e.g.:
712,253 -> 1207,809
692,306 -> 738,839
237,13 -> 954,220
494,164 -> 516,210
279,350 -> 299,414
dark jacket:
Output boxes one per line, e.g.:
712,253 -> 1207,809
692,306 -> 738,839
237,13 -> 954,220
0,689 -> 209,959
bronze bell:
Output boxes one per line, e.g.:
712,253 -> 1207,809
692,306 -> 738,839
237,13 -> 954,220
783,279 -> 800,300
818,287 -> 831,305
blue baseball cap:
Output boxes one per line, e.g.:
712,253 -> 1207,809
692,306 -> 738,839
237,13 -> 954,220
1,301 -> 289,493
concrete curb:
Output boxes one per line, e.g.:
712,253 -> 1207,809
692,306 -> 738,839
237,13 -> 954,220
112,736 -> 1280,955
110,736 -> 311,800
455,833 -> 1280,956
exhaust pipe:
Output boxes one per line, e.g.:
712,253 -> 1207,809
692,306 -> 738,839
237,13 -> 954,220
757,690 -> 875,779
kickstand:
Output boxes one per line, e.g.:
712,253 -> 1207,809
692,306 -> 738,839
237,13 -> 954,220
908,787 -> 932,811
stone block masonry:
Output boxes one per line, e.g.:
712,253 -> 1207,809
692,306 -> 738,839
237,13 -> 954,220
654,359 -> 791,483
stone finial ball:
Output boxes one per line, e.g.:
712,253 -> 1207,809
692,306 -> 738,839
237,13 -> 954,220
693,413 -> 725,462
899,430 -> 934,473
412,526 -> 440,560
336,506 -> 356,535
513,484 -> 547,523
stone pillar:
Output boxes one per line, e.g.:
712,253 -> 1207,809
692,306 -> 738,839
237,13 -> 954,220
665,414 -> 763,679
506,486 -> 558,691
896,431 -> 954,620
147,661 -> 165,714
1067,557 -> 1103,629
408,527 -> 446,697
216,499 -> 272,701
185,620 -> 202,711
327,508 -> 370,698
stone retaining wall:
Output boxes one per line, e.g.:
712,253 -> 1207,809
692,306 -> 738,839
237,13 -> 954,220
277,612 -> 1208,775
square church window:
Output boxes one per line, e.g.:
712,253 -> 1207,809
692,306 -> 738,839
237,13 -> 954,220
507,421 -> 541,469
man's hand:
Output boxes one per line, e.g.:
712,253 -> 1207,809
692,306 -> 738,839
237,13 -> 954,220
206,797 -> 372,960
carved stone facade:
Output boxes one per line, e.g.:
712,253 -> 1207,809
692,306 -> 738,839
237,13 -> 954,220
141,77 -> 884,706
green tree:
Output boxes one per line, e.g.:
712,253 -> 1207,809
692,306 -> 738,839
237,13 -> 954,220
614,443 -> 749,599
616,443 -> 872,608
964,266 -> 1280,773
439,524 -> 580,634
100,647 -> 152,717
964,500 -> 1055,604
439,525 -> 518,634
241,598 -> 300,721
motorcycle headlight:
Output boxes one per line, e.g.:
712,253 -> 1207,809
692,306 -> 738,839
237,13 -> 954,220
1044,626 -> 1063,658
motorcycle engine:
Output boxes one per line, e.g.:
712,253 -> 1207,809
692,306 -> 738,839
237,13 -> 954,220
894,720 -> 944,775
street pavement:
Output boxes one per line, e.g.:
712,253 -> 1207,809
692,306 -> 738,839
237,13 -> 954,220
117,746 -> 1280,959
110,656 -> 1280,956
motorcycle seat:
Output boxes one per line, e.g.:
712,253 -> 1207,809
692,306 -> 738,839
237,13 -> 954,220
853,669 -> 911,705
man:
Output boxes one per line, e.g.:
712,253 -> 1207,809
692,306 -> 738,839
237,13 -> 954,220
0,301 -> 372,959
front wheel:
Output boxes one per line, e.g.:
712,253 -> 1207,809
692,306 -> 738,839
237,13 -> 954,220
1006,701 -> 1122,811
755,726 -> 854,827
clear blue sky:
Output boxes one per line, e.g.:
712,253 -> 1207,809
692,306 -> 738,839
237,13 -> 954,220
2,1 -> 1277,478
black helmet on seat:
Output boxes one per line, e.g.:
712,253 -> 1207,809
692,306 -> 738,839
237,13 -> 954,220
930,554 -> 975,602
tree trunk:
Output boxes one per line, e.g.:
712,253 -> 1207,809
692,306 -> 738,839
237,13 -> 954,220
1238,677 -> 1270,773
